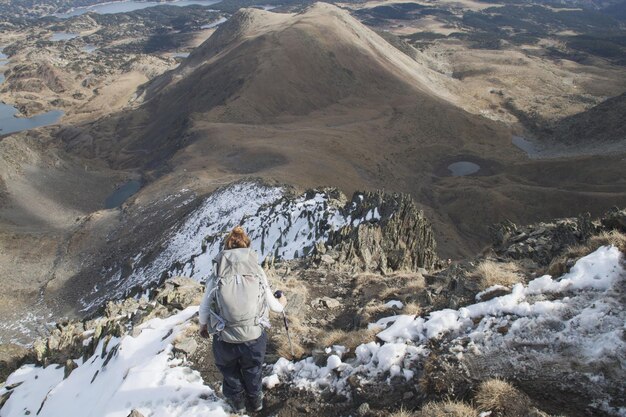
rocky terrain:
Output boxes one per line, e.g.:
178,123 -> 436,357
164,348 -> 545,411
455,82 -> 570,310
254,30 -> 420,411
0,4 -> 625,416
1,207 -> 624,416
1,0 -> 626,351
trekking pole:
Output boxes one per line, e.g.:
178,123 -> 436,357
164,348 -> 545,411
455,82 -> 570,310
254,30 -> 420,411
282,311 -> 295,360
275,290 -> 295,359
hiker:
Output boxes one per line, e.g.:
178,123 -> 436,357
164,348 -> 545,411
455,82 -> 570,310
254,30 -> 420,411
198,226 -> 287,414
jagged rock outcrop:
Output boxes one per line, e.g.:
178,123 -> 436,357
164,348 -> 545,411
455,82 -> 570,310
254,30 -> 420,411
323,192 -> 437,273
490,208 -> 625,266
489,213 -> 594,265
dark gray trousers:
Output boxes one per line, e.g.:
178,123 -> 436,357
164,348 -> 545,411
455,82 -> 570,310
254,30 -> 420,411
212,331 -> 267,400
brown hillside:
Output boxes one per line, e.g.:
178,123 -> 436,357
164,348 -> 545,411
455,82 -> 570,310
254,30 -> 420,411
56,2 -> 626,257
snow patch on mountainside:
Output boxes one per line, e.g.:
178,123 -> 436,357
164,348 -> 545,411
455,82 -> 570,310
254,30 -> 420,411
0,307 -> 228,417
82,182 -> 380,311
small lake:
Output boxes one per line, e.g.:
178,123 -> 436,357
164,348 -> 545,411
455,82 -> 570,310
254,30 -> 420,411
200,16 -> 227,29
0,103 -> 64,135
447,161 -> 481,176
104,180 -> 141,208
54,0 -> 221,18
82,44 -> 98,53
50,32 -> 80,41
173,52 -> 190,58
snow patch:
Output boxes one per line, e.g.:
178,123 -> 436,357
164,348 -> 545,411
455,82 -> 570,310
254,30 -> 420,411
0,308 -> 229,417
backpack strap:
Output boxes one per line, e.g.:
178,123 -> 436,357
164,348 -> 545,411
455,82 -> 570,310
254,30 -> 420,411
207,277 -> 226,334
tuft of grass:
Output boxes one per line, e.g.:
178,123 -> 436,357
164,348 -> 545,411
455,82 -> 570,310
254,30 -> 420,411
387,406 -> 416,417
318,328 -> 380,350
417,400 -> 478,417
403,301 -> 422,316
474,378 -> 531,417
380,280 -> 425,300
548,230 -> 626,276
273,314 -> 307,359
360,301 -> 391,322
471,260 -> 522,290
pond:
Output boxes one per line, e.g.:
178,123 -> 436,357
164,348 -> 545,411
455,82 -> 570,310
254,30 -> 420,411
54,0 -> 221,18
447,161 -> 481,176
0,103 -> 64,135
50,32 -> 80,41
173,52 -> 190,58
82,44 -> 98,53
104,180 -> 142,208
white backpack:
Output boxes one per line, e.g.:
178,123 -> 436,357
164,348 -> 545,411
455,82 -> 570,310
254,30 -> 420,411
207,248 -> 269,342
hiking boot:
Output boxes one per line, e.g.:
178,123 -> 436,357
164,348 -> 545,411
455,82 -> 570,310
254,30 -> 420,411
248,392 -> 264,412
227,395 -> 246,414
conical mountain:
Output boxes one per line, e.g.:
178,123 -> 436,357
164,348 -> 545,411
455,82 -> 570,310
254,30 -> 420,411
143,2 -> 461,122
64,2 -> 492,171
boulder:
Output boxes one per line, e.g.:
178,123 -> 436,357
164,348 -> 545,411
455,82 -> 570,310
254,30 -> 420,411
173,337 -> 198,356
320,297 -> 341,309
0,343 -> 31,383
155,277 -> 204,310
64,359 -> 78,379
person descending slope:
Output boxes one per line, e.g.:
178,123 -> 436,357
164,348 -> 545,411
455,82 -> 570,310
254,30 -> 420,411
199,226 -> 287,414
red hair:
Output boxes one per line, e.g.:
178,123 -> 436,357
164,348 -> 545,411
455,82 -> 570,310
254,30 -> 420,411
224,226 -> 251,249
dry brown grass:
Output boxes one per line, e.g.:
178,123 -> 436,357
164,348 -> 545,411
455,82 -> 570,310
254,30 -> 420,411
360,301 -> 391,322
548,231 -> 626,276
387,406 -> 416,417
417,400 -> 478,417
403,301 -> 422,316
317,327 -> 380,350
380,280 -> 426,300
355,272 -> 426,302
471,260 -> 522,290
265,272 -> 310,359
589,230 -> 626,253
475,379 -> 531,417
273,314 -> 307,360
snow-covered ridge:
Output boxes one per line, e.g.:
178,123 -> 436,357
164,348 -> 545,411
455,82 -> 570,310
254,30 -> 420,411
82,181 -> 384,310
